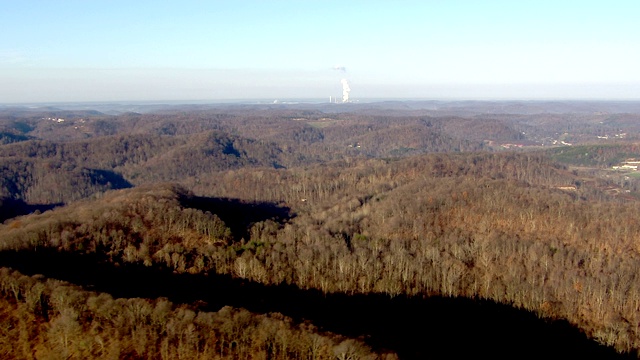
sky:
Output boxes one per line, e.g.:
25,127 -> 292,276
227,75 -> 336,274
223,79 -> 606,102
1,0 -> 640,103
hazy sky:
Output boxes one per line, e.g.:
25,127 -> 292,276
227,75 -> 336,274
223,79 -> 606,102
2,0 -> 639,103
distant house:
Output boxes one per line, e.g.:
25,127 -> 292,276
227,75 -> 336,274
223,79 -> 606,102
554,185 -> 577,191
501,143 -> 523,149
613,159 -> 640,171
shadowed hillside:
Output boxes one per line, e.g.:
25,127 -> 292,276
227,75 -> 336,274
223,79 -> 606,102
0,250 -> 632,360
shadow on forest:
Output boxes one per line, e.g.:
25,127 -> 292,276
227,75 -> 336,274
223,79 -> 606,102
87,168 -> 133,190
0,169 -> 131,223
0,198 -> 63,223
0,249 -> 635,360
181,195 -> 293,241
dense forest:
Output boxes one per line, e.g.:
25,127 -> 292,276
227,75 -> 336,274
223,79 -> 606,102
2,100 -> 640,359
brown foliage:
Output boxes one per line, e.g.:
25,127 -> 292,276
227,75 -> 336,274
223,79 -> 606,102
0,268 -> 379,359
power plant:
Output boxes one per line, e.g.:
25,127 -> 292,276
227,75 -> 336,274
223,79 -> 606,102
329,78 -> 351,103
341,79 -> 351,102
330,65 -> 351,103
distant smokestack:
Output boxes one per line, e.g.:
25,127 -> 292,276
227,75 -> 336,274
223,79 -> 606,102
341,79 -> 351,103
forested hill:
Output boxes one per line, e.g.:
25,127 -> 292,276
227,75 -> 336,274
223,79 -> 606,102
5,102 -> 640,209
0,131 -> 286,206
0,180 -> 631,359
2,101 -> 640,358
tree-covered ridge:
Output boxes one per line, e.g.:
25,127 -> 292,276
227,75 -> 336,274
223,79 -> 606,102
3,102 -> 640,358
1,184 -> 232,269
0,184 -> 385,358
2,104 -> 640,210
2,152 -> 640,355
548,144 -> 640,167
0,268 -> 379,360
0,130 -> 287,207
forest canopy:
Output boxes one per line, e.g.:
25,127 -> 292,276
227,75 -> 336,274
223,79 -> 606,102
2,100 -> 640,359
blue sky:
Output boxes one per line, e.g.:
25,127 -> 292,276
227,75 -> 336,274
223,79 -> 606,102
1,0 -> 639,103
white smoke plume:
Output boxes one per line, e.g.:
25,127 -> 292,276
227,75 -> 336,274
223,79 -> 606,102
341,78 -> 351,103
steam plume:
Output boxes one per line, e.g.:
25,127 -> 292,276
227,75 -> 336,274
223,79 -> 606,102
341,78 -> 351,103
